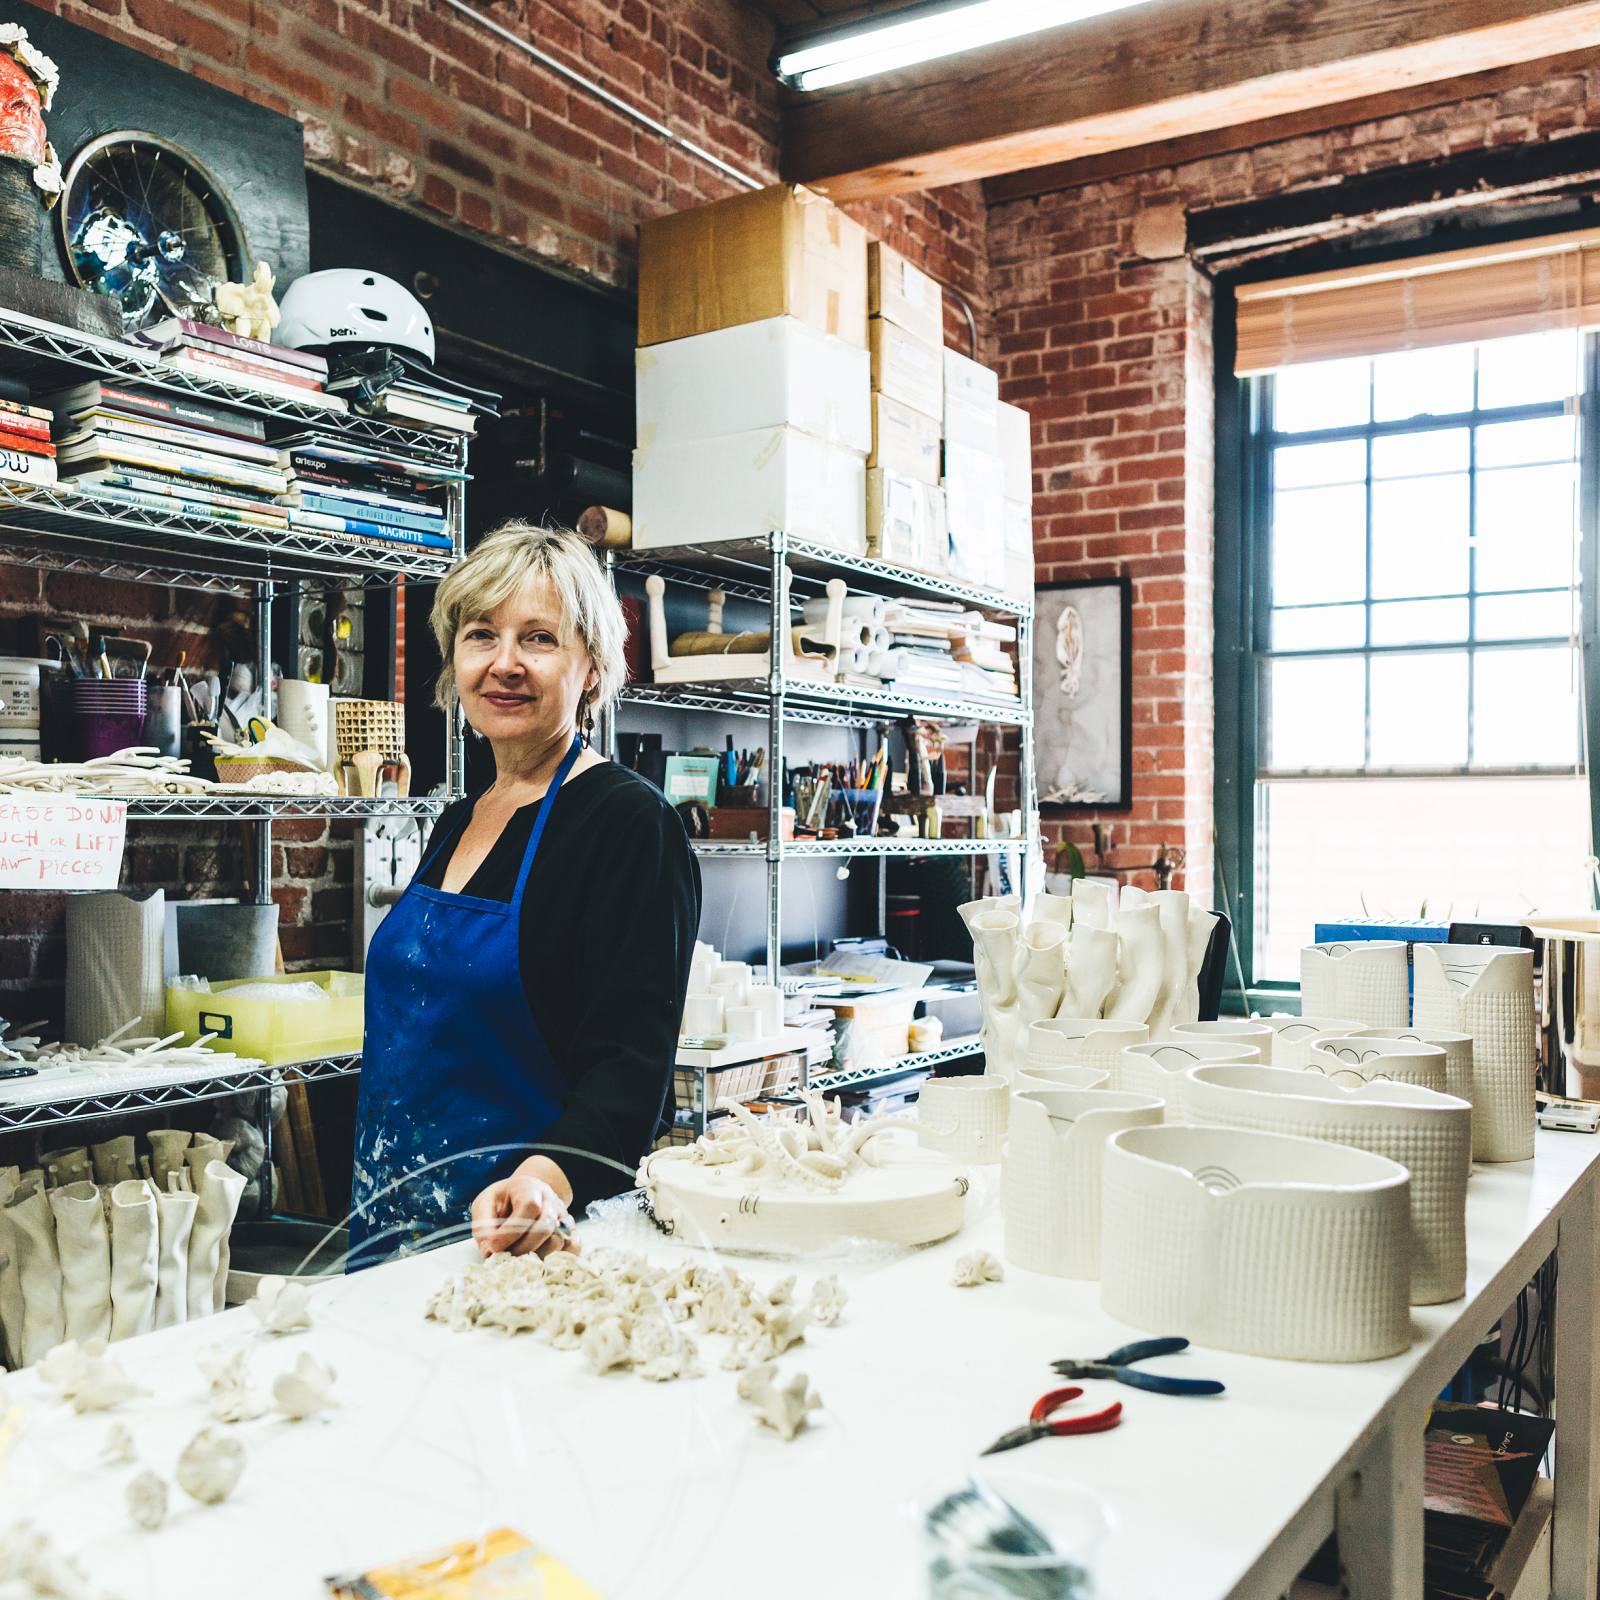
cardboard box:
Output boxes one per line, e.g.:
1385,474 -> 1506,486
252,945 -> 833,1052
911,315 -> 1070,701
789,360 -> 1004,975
870,392 -> 941,484
638,184 -> 868,348
633,425 -> 866,554
997,400 -> 1034,503
869,317 -> 944,420
868,241 -> 944,349
867,468 -> 946,572
636,317 -> 870,453
944,444 -> 1006,588
944,348 -> 1000,453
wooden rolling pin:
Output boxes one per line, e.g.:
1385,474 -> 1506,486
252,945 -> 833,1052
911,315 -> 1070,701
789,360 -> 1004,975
577,506 -> 632,548
670,629 -> 836,658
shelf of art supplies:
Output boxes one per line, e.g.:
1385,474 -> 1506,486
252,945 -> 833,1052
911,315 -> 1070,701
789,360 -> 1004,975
615,534 -> 1032,620
689,835 -> 1019,859
0,302 -> 461,463
0,1051 -> 362,1133
619,678 -> 1032,730
0,483 -> 459,590
795,1033 -> 983,1098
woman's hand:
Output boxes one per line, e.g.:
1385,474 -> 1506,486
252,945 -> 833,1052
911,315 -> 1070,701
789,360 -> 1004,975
469,1156 -> 578,1259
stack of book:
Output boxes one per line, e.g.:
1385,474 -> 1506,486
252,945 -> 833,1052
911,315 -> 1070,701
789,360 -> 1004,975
860,598 -> 1017,703
324,351 -> 497,437
42,380 -> 291,530
0,395 -> 58,487
130,318 -> 346,413
275,431 -> 457,552
952,616 -> 1020,701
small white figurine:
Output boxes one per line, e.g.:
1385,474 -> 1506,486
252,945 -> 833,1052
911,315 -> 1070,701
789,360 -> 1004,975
213,261 -> 280,343
272,1353 -> 337,1421
737,1363 -> 821,1442
951,1251 -> 1004,1289
249,1275 -> 312,1336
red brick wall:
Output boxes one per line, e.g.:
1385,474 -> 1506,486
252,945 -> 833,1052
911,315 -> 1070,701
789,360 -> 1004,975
987,59 -> 1600,895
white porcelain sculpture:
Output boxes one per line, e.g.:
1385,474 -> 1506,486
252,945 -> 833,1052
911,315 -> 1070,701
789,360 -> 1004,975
1170,1019 -> 1275,1063
1305,1036 -> 1446,1092
959,897 -> 1023,1079
639,1096 -> 968,1253
1014,919 -> 1068,1047
107,1180 -> 158,1343
175,1427 -> 244,1505
1183,1064 -> 1471,1305
916,1076 -> 1009,1165
1003,1086 -> 1163,1279
48,1182 -> 111,1346
4,1180 -> 63,1366
146,1129 -> 192,1194
0,1166 -> 24,1369
737,1362 -> 821,1441
1061,923 -> 1119,1019
1100,1124 -> 1412,1361
1118,1040 -> 1261,1121
1412,944 -> 1535,1163
1013,1062 -> 1110,1096
1299,941 -> 1410,1028
185,1159 -> 246,1322
1255,1015 -> 1367,1071
1352,1027 -> 1474,1118
1106,902 -> 1164,1025
153,1177 -> 197,1331
950,1250 -> 1004,1287
1025,1018 -> 1147,1085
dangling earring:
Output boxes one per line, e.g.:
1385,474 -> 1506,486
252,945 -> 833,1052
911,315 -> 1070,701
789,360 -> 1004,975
582,693 -> 596,747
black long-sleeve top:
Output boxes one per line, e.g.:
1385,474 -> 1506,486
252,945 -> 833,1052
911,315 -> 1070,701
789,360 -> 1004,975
417,761 -> 700,1213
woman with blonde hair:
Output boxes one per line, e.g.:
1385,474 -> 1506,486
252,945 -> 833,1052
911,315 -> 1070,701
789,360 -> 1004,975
349,522 -> 699,1266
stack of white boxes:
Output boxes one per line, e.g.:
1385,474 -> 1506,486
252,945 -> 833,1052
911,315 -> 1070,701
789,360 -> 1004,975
997,400 -> 1035,605
631,186 -> 871,554
942,349 -> 1009,593
866,242 -> 946,574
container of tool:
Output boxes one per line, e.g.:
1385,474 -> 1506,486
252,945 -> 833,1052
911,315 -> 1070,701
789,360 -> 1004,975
72,677 -> 148,760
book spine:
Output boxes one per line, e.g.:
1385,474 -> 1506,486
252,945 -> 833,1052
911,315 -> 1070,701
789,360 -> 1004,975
176,320 -> 328,375
66,383 -> 267,442
298,492 -> 445,532
0,407 -> 51,441
0,396 -> 52,425
79,413 -> 278,466
0,429 -> 54,457
288,511 -> 451,549
60,439 -> 288,492
0,450 -> 58,486
74,470 -> 287,517
168,344 -> 323,391
80,483 -> 287,529
289,459 -> 441,501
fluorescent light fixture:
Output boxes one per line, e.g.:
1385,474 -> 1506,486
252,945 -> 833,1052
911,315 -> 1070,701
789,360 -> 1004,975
775,0 -> 1156,92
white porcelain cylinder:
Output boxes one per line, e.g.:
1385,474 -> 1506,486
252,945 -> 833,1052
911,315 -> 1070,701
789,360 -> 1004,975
1256,1014 -> 1368,1071
1305,1035 -> 1446,1093
747,985 -> 785,1035
917,1076 -> 1009,1164
1002,1087 -> 1164,1278
1351,1027 -> 1474,1116
1119,1040 -> 1261,1121
276,679 -> 331,769
1026,1017 -> 1149,1084
1299,940 -> 1410,1028
681,994 -> 724,1039
707,979 -> 747,1011
1170,1019 -> 1275,1064
1101,1124 -> 1412,1361
725,1005 -> 762,1041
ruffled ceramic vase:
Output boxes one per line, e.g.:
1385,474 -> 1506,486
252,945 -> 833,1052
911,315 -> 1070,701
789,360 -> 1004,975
154,1176 -> 197,1330
1100,1124 -> 1412,1361
1255,1015 -> 1367,1071
1118,1040 -> 1262,1121
1105,902 -> 1164,1026
0,1166 -> 26,1368
108,1180 -> 159,1342
1183,1064 -> 1471,1305
4,1179 -> 63,1365
960,898 -> 1022,1079
1061,923 -> 1118,1019
1305,1035 -> 1446,1093
1412,944 -> 1535,1163
916,1076 -> 1009,1165
186,1160 -> 246,1321
49,1181 -> 112,1345
1170,1019 -> 1275,1064
1299,941 -> 1410,1028
1002,1086 -> 1164,1278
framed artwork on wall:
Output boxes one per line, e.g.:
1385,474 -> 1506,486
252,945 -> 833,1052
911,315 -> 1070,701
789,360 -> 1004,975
1033,576 -> 1133,812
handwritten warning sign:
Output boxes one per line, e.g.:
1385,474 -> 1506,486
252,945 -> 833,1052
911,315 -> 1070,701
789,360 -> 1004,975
0,798 -> 127,889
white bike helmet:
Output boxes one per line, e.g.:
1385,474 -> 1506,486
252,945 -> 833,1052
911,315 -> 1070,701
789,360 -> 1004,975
277,269 -> 435,363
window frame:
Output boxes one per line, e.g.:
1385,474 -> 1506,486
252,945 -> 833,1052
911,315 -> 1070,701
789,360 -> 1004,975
1213,280 -> 1600,1010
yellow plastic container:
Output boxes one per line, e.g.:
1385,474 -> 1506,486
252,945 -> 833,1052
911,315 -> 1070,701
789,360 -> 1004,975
167,971 -> 365,1065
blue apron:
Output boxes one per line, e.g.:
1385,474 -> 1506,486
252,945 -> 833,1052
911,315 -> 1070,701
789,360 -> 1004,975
347,737 -> 582,1268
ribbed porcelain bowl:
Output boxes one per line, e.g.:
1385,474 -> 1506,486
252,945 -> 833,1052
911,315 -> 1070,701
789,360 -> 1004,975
1026,1018 -> 1148,1084
1119,1040 -> 1261,1121
1100,1124 -> 1412,1361
1002,1087 -> 1164,1280
1169,1019 -> 1275,1063
1305,1035 -> 1446,1092
1254,1015 -> 1367,1071
916,1075 -> 1009,1165
1182,1064 -> 1471,1305
1013,1063 -> 1110,1097
1299,941 -> 1410,1028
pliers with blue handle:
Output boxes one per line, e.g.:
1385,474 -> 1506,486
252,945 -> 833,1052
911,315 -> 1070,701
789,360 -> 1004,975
1051,1337 -> 1226,1396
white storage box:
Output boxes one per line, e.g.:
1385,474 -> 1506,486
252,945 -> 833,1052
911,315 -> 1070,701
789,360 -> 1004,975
997,399 -> 1033,502
869,241 -> 944,349
1004,499 -> 1034,602
944,348 -> 1000,453
633,426 -> 866,553
944,443 -> 1005,587
867,468 -> 943,571
869,317 -> 943,419
870,392 -> 940,484
635,317 -> 870,453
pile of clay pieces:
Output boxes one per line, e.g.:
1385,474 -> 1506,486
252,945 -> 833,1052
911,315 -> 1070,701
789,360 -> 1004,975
961,885 -> 1217,1077
0,1015 -> 264,1082
425,1246 -> 840,1440
0,1129 -> 245,1371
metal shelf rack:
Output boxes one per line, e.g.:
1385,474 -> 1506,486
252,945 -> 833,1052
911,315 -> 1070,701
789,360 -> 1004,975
691,836 -> 1006,858
0,1054 -> 363,1133
117,794 -> 450,822
799,1035 -> 983,1098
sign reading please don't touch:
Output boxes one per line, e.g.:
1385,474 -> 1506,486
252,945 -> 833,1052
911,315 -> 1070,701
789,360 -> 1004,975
0,798 -> 127,889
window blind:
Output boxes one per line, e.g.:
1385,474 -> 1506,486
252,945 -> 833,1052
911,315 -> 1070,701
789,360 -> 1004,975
1234,227 -> 1600,376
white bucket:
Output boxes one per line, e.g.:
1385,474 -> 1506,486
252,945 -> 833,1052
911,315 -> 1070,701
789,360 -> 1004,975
0,656 -> 48,728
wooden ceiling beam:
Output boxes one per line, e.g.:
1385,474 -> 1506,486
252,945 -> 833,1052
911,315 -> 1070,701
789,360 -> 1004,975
781,0 -> 1600,202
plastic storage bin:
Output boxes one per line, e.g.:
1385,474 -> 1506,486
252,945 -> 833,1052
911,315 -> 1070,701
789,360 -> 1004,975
167,971 -> 364,1065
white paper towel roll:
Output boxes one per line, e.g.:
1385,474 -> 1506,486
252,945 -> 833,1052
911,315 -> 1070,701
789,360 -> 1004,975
66,890 -> 167,1045
802,594 -> 885,628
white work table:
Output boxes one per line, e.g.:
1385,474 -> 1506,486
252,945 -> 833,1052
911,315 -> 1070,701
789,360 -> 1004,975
4,1130 -> 1599,1599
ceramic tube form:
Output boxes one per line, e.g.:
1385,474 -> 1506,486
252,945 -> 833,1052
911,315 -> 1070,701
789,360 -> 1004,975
1305,1036 -> 1446,1093
153,1180 -> 197,1331
916,1076 -> 1009,1164
49,1181 -> 112,1346
1026,1017 -> 1149,1085
107,1180 -> 158,1342
186,1160 -> 245,1322
5,1181 -> 63,1366
1119,1040 -> 1262,1122
1170,1019 -> 1275,1065
0,1167 -> 24,1368
1299,941 -> 1410,1028
1255,1015 -> 1368,1072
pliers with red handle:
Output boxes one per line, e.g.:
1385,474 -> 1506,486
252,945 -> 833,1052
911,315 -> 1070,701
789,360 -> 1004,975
980,1385 -> 1123,1456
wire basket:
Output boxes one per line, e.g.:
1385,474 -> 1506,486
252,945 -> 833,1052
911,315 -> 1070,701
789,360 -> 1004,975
333,698 -> 405,763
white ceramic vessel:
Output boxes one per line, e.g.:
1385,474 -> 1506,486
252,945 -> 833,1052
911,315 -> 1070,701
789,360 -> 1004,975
1012,1063 -> 1111,1096
1119,1040 -> 1261,1121
1305,1035 -> 1446,1093
1170,1019 -> 1275,1064
1003,1087 -> 1163,1279
1183,1064 -> 1471,1305
1351,1027 -> 1474,1118
1255,1014 -> 1368,1071
917,1076 -> 1009,1165
1412,943 -> 1535,1163
1299,941 -> 1410,1028
1100,1124 -> 1412,1361
1025,1018 -> 1148,1083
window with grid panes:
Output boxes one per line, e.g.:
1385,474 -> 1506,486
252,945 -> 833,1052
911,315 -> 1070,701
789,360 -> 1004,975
1245,329 -> 1593,985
